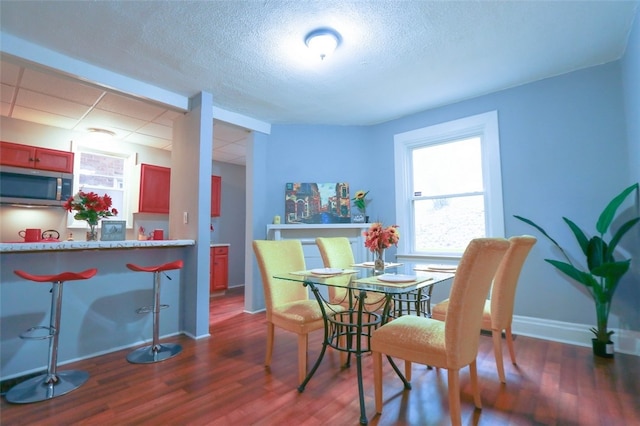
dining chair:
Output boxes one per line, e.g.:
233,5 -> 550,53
371,237 -> 510,426
316,237 -> 386,310
431,235 -> 536,383
253,239 -> 342,385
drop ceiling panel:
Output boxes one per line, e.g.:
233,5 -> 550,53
15,89 -> 90,120
135,122 -> 172,139
1,102 -> 11,117
0,62 -> 20,85
124,132 -> 171,149
213,150 -> 243,163
154,109 -> 183,126
80,108 -> 148,132
217,143 -> 245,156
213,138 -> 234,148
0,83 -> 16,103
12,105 -> 80,129
96,92 -> 166,121
20,68 -> 104,105
1,59 -> 249,165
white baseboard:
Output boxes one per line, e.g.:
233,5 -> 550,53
512,315 -> 640,356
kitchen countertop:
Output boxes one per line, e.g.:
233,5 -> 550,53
0,239 -> 196,253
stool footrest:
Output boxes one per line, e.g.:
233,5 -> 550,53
19,326 -> 55,340
136,304 -> 169,314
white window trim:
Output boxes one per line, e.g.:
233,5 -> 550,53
68,141 -> 136,229
393,110 -> 504,260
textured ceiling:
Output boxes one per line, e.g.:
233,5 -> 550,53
0,1 -> 638,130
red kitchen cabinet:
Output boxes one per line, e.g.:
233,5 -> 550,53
138,163 -> 170,213
210,246 -> 229,293
211,175 -> 221,217
0,141 -> 74,173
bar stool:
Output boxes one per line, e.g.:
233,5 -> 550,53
6,268 -> 98,404
126,259 -> 183,364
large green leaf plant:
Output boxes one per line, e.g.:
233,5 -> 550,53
514,183 -> 639,343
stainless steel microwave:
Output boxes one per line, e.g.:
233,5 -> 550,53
0,165 -> 73,207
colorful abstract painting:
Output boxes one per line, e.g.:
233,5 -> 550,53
285,182 -> 352,224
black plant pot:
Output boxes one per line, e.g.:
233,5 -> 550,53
592,339 -> 614,358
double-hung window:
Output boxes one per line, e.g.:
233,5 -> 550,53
68,144 -> 133,228
394,111 -> 503,259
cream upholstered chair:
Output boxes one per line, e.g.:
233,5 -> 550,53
431,235 -> 536,383
316,237 -> 386,309
371,238 -> 510,426
253,239 -> 341,385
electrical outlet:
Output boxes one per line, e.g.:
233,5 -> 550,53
183,211 -> 188,224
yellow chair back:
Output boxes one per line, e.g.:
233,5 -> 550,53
253,239 -> 308,322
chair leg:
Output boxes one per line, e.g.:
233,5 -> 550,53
505,326 -> 517,364
265,322 -> 274,367
373,351 -> 383,413
297,333 -> 308,385
447,369 -> 462,426
492,328 -> 506,383
404,360 -> 412,381
469,359 -> 482,409
339,333 -> 347,366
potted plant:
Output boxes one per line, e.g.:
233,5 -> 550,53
514,183 -> 639,357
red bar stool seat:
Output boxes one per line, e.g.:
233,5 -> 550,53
6,268 -> 98,404
126,259 -> 183,364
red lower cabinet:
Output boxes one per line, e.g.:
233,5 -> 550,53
210,246 -> 229,293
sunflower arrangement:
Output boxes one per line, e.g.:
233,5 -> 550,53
352,190 -> 369,215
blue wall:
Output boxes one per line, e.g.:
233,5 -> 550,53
211,160 -> 246,287
256,57 -> 638,336
619,9 -> 640,335
622,10 -> 640,185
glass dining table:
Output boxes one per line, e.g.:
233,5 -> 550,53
274,263 -> 455,425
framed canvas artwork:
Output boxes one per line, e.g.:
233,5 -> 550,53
285,182 -> 352,224
101,220 -> 126,241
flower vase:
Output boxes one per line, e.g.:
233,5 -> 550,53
374,249 -> 385,274
86,222 -> 99,241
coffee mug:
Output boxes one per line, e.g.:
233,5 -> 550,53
153,229 -> 164,240
19,228 -> 42,242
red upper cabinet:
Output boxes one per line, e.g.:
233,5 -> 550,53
139,163 -> 170,214
0,141 -> 74,173
211,175 -> 221,217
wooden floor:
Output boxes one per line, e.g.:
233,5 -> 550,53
2,286 -> 639,425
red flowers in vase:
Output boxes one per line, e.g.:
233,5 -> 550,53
364,222 -> 400,252
64,190 -> 118,225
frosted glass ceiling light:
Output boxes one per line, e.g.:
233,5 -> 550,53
305,28 -> 341,60
86,127 -> 116,142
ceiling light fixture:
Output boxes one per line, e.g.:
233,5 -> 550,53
87,127 -> 116,138
305,28 -> 341,60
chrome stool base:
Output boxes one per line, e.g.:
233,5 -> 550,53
5,370 -> 89,404
127,343 -> 182,364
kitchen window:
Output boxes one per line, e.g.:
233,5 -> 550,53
394,111 -> 504,259
68,145 -> 134,229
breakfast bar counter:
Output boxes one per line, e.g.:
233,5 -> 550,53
1,239 -> 197,380
0,239 -> 195,253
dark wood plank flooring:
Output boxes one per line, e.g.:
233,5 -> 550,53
2,286 -> 639,425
